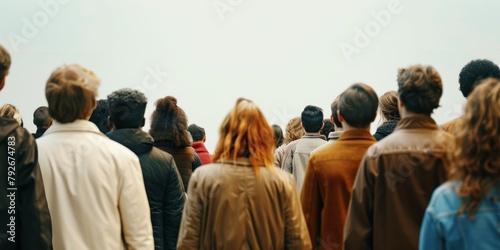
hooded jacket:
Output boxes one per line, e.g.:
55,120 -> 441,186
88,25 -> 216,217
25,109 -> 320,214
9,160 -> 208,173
153,140 -> 201,191
0,117 -> 52,249
107,129 -> 186,250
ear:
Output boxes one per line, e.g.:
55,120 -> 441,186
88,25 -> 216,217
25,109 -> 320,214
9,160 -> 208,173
337,110 -> 345,122
300,122 -> 304,128
320,122 -> 324,131
108,116 -> 116,131
140,117 -> 145,128
330,115 -> 335,125
398,97 -> 405,108
47,119 -> 53,127
0,77 -> 5,91
202,135 -> 206,143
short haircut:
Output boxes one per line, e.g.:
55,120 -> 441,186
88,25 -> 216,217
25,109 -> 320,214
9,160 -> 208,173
301,105 -> 324,133
459,59 -> 500,98
330,96 -> 342,128
107,88 -> 147,129
338,83 -> 378,128
0,104 -> 22,125
320,118 -> 334,139
33,106 -> 52,128
379,91 -> 400,121
45,64 -> 100,123
89,99 -> 111,133
397,65 -> 442,115
0,44 -> 11,79
188,124 -> 206,142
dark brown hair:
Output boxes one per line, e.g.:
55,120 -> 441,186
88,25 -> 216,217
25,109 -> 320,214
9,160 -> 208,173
338,83 -> 378,128
149,96 -> 191,147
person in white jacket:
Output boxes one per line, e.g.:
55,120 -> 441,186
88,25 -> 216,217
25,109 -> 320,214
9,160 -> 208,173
37,64 -> 154,250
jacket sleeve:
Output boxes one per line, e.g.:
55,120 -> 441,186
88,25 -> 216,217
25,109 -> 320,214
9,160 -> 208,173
163,158 -> 186,250
418,206 -> 444,250
192,151 -> 202,172
282,144 -> 295,173
284,174 -> 313,250
15,129 -> 53,250
300,157 -> 322,249
177,170 -> 203,249
343,156 -> 375,250
118,155 -> 154,250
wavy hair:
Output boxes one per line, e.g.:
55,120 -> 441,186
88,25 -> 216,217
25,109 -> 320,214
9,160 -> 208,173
0,104 -> 22,125
149,96 -> 191,147
284,117 -> 305,144
379,91 -> 400,121
212,98 -> 275,175
397,65 -> 442,115
451,78 -> 500,217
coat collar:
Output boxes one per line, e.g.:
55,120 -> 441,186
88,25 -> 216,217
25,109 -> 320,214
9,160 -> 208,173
43,119 -> 104,137
395,114 -> 439,131
337,129 -> 376,142
106,128 -> 154,155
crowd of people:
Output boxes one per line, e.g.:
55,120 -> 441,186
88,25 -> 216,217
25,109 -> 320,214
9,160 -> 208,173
0,42 -> 499,250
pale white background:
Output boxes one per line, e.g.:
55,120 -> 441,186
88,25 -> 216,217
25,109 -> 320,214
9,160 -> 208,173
1,0 -> 499,152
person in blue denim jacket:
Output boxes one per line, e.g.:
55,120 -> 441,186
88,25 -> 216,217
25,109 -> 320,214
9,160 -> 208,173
419,78 -> 500,250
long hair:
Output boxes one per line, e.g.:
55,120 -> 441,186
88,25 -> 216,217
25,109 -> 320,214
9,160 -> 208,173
284,117 -> 304,144
212,98 -> 275,174
450,78 -> 500,217
379,91 -> 400,122
149,96 -> 191,147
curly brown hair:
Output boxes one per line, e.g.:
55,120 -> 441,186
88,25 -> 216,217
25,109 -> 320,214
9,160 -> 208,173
149,96 -> 191,147
397,65 -> 442,115
283,117 -> 305,144
451,78 -> 500,217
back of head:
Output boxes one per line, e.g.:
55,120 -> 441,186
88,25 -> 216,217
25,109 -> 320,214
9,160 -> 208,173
272,124 -> 284,148
89,99 -> 111,133
320,118 -> 334,139
284,117 -> 305,144
107,88 -> 147,129
397,64 -> 442,115
187,123 -> 206,142
453,78 -> 500,215
330,96 -> 342,128
459,59 -> 500,98
0,103 -> 22,125
45,64 -> 101,123
339,83 -> 378,128
0,44 -> 11,81
379,91 -> 400,121
301,105 -> 323,132
149,96 -> 190,147
33,106 -> 52,128
213,98 -> 275,173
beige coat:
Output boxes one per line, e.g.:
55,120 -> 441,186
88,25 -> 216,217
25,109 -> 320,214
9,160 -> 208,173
177,158 -> 312,250
37,120 -> 154,250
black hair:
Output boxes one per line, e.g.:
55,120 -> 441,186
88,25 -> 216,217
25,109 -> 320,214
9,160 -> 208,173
300,105 -> 323,133
107,88 -> 147,130
459,59 -> 500,97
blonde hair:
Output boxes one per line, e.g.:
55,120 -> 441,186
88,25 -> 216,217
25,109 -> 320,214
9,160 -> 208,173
45,64 -> 100,123
284,117 -> 305,144
0,104 -> 22,125
212,98 -> 275,174
451,78 -> 500,217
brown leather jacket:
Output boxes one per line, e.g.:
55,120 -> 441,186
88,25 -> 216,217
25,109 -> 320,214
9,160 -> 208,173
343,115 -> 454,250
0,117 -> 52,249
177,158 -> 312,249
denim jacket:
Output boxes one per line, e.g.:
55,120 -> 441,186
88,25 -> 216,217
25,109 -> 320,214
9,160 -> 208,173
419,181 -> 500,250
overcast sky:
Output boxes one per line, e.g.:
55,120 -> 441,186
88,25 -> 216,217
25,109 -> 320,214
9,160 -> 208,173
1,0 -> 499,151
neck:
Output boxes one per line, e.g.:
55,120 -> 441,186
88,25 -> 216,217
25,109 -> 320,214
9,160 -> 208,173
342,123 -> 370,132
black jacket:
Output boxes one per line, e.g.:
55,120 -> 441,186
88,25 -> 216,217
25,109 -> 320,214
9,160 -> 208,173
373,120 -> 399,141
0,117 -> 52,249
107,129 -> 185,250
